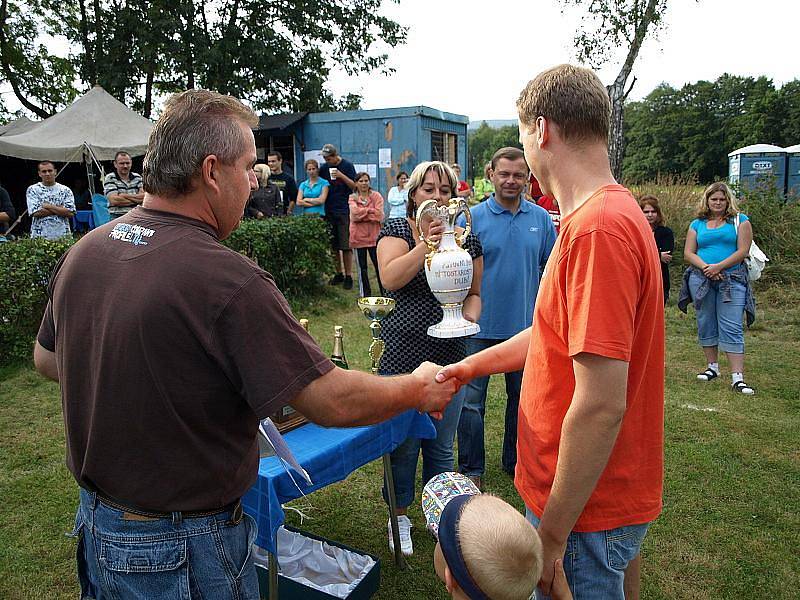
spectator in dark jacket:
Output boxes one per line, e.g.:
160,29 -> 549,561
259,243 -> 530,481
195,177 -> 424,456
245,165 -> 282,219
267,151 -> 298,215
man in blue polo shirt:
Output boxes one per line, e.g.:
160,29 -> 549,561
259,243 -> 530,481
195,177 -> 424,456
456,146 -> 556,489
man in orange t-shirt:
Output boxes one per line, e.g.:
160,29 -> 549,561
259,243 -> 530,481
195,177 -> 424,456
437,64 -> 664,600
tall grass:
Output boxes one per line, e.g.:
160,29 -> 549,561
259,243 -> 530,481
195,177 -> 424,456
628,176 -> 800,291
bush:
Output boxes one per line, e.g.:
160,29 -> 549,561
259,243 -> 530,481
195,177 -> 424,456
0,237 -> 75,366
223,217 -> 335,300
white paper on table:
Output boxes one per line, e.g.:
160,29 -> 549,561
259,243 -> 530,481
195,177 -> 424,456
258,418 -> 313,485
366,164 -> 377,179
378,148 -> 391,168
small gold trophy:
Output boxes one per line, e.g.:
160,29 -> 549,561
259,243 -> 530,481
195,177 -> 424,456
356,296 -> 396,374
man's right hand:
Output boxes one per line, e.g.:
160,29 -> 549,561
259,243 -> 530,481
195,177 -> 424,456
412,361 -> 458,419
435,359 -> 474,393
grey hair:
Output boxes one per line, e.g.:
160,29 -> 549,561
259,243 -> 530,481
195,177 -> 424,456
253,164 -> 271,187
143,89 -> 258,197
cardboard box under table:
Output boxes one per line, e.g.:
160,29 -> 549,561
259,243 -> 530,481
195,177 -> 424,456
254,526 -> 380,600
242,411 -> 436,599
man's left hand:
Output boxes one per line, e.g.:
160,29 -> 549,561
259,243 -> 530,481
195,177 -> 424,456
537,528 -> 568,596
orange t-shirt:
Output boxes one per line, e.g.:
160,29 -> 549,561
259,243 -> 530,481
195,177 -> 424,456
515,184 -> 665,532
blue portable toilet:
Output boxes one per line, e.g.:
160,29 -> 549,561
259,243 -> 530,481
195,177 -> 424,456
728,144 -> 786,196
254,106 -> 469,198
785,144 -> 800,200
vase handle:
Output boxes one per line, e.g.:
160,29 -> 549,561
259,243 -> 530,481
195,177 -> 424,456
453,198 -> 471,247
415,199 -> 440,255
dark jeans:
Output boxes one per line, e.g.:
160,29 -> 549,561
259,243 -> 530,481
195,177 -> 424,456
355,246 -> 383,297
457,337 -> 523,477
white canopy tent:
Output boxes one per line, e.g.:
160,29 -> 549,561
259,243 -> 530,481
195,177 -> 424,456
0,116 -> 39,137
0,86 -> 152,163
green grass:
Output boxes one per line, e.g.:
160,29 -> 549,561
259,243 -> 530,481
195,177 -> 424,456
1,277 -> 798,599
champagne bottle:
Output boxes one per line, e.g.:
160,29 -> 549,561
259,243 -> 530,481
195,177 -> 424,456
330,325 -> 349,369
299,318 -> 309,332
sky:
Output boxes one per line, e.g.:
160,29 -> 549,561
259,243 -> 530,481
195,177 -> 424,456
326,0 -> 799,121
1,0 -> 796,120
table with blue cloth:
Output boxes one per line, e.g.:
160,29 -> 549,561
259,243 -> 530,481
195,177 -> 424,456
242,410 -> 436,599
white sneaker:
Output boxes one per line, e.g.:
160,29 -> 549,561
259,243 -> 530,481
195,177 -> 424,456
388,515 -> 413,556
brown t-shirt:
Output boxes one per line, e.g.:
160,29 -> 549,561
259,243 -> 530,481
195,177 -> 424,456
37,208 -> 333,512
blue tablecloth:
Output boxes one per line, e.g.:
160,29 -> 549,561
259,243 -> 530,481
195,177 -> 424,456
243,410 -> 436,553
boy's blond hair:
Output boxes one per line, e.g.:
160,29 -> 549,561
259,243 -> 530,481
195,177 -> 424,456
516,64 -> 610,144
458,495 -> 542,600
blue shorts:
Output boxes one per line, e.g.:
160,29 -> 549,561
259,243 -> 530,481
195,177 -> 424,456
688,269 -> 746,353
526,509 -> 649,600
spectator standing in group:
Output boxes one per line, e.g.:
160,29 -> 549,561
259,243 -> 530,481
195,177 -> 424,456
640,195 -> 674,304
295,159 -> 329,216
104,151 -> 143,220
27,161 -> 76,239
319,143 -> 357,289
472,162 -> 495,202
1,181 -> 15,236
266,151 -> 298,215
451,164 -> 472,199
34,90 -> 458,600
244,164 -> 282,219
456,147 -> 556,490
680,182 -> 756,395
349,172 -> 384,297
376,161 -> 483,557
386,171 -> 409,219
439,65 -> 665,598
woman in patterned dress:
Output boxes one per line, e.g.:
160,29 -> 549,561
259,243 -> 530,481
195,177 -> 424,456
376,161 -> 483,556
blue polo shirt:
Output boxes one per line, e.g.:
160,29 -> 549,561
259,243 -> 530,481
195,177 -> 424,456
459,195 -> 556,339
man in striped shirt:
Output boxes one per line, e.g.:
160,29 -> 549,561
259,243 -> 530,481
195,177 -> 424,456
104,151 -> 143,219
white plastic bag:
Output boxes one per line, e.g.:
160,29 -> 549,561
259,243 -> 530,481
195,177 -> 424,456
735,213 -> 769,281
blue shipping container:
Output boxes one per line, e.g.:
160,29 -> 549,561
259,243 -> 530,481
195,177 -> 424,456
254,106 -> 469,199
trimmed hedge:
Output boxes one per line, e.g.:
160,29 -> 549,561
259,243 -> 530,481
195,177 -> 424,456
223,217 -> 334,299
1,237 -> 75,366
0,217 -> 334,366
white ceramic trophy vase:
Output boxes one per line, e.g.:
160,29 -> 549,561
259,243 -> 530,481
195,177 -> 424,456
415,198 -> 480,338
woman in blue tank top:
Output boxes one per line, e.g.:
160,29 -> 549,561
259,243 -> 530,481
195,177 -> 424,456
682,182 -> 755,394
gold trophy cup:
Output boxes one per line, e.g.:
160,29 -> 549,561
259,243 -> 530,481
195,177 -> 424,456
356,296 -> 396,375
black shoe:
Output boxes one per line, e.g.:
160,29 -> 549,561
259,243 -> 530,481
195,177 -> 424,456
329,273 -> 344,286
343,276 -> 353,290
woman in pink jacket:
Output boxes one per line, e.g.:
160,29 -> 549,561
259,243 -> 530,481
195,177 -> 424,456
349,172 -> 385,296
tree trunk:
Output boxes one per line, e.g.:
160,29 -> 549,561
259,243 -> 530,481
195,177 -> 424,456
77,0 -> 96,84
606,0 -> 660,181
143,62 -> 154,117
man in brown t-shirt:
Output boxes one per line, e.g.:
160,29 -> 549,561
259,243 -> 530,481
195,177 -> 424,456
33,90 -> 457,600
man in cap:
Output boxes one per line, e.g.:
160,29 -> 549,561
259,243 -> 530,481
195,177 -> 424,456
318,143 -> 357,289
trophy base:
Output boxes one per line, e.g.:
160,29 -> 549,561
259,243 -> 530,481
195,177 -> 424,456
427,320 -> 480,339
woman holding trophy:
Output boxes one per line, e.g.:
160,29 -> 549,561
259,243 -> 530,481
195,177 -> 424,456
376,161 -> 483,556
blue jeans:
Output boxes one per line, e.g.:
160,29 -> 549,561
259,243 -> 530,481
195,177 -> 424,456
526,510 -> 649,600
383,386 -> 466,508
688,269 -> 746,353
457,337 -> 523,477
70,488 -> 259,600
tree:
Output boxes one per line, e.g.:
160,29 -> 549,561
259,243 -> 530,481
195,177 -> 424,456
0,0 -> 79,119
562,0 -> 669,179
468,122 -> 521,181
2,0 -> 404,119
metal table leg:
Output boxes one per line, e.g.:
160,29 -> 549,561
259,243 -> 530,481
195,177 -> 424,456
383,452 -> 408,569
268,538 -> 279,600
